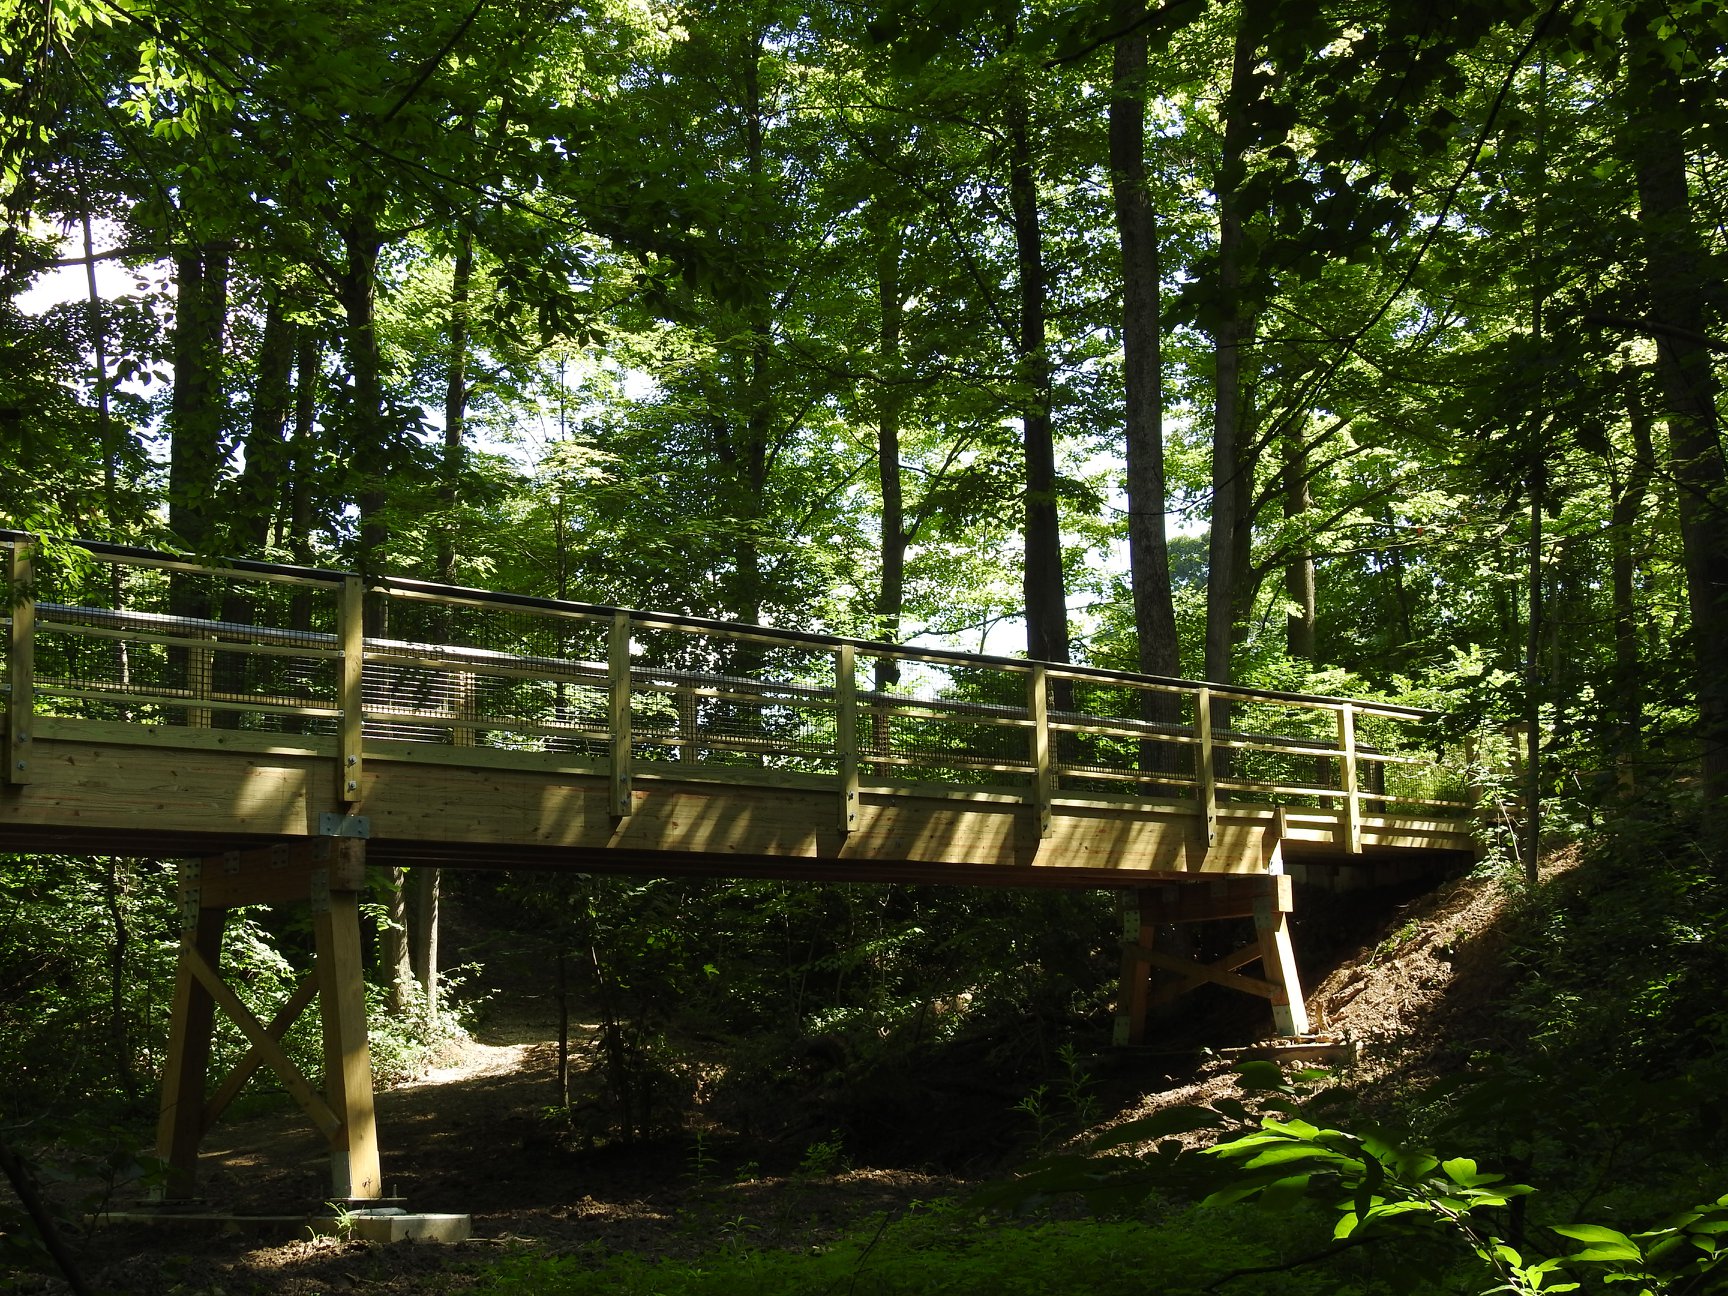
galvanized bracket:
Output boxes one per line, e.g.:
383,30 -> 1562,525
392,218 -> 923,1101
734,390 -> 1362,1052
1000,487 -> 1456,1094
318,812 -> 371,839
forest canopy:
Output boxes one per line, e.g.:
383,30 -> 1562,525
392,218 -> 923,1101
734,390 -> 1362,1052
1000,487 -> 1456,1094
2,0 -> 1726,823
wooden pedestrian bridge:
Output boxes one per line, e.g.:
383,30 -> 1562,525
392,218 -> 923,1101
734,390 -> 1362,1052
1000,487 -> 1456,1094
1,534 -> 1480,1206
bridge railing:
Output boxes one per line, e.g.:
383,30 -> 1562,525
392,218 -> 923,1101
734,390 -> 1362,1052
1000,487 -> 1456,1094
2,535 -> 1473,839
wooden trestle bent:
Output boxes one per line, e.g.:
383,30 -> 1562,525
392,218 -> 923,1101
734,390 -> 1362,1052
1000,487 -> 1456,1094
1,533 -> 1485,1202
154,839 -> 382,1203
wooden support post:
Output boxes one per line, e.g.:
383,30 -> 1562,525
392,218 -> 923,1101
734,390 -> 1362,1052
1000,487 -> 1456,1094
154,863 -> 225,1199
1337,702 -> 1362,854
1027,664 -> 1052,838
5,539 -> 32,785
835,643 -> 859,835
1253,874 -> 1310,1037
1195,687 -> 1217,847
608,610 -> 632,818
1113,889 -> 1154,1046
338,575 -> 364,805
313,877 -> 383,1201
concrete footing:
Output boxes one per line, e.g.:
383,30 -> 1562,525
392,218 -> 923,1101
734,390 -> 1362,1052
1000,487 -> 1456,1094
96,1208 -> 473,1244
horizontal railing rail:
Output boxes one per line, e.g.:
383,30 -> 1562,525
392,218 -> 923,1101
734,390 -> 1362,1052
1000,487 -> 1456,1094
2,534 -> 1476,847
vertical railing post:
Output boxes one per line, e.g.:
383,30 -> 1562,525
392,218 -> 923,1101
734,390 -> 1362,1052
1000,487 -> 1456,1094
6,540 -> 34,785
338,576 -> 364,805
609,610 -> 632,818
677,682 -> 699,767
836,644 -> 859,835
1027,664 -> 1052,838
188,631 -> 213,730
1195,686 -> 1216,847
452,669 -> 476,749
1338,702 -> 1362,854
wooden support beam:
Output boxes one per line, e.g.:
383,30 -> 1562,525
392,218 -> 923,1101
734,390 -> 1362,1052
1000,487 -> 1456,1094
6,540 -> 33,785
202,972 -> 320,1132
1338,702 -> 1362,855
1028,665 -> 1052,838
1196,686 -> 1217,847
183,945 -> 342,1139
1141,874 -> 1293,925
195,838 -> 366,909
338,576 -> 364,805
835,644 -> 859,835
1255,890 -> 1310,1036
608,610 -> 632,819
314,883 -> 382,1200
1113,889 -> 1155,1046
1123,940 -> 1281,1001
154,866 -> 225,1199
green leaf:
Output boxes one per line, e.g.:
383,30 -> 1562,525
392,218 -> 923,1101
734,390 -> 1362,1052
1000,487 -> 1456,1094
1241,1143 -> 1346,1171
1553,1224 -> 1643,1264
1442,1157 -> 1505,1187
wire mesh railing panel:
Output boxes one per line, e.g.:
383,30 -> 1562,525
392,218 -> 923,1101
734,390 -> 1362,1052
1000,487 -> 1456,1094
657,635 -> 839,774
365,594 -> 610,756
1050,675 -> 1197,792
855,656 -> 1036,786
28,556 -> 343,732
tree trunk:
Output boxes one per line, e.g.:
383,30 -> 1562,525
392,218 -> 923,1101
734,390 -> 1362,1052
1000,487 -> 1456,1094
102,857 -> 135,1099
1204,13 -> 1260,694
874,206 -> 907,695
382,868 -> 416,1015
340,205 -> 388,620
167,245 -> 228,552
1634,111 -> 1728,830
230,296 -> 296,555
1110,1 -> 1180,693
1609,389 -> 1655,787
1282,429 -> 1316,662
283,332 -> 321,565
436,227 -> 474,586
413,865 -> 440,1017
79,194 -> 116,533
1007,84 -> 1070,687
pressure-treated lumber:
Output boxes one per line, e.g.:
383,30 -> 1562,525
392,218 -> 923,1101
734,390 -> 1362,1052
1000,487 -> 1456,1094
153,840 -> 382,1203
314,885 -> 382,1200
155,875 -> 225,1199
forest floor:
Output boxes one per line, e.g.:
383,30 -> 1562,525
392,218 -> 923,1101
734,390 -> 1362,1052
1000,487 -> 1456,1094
29,853 -> 1566,1296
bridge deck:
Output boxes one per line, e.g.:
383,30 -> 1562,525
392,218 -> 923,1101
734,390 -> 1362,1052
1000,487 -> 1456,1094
2,534 -> 1477,882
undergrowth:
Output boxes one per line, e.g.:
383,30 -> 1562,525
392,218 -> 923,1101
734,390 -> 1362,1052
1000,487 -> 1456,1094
478,1200 -> 1381,1296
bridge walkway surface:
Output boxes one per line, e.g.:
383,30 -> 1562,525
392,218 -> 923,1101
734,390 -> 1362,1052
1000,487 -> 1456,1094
1,534 -> 1480,1206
